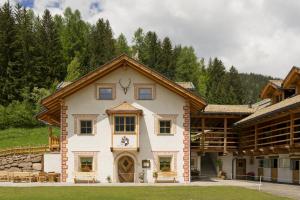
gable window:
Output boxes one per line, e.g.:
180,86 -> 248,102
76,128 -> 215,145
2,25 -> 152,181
99,88 -> 113,100
159,156 -> 172,172
115,116 -> 136,133
95,83 -> 116,100
80,120 -> 92,135
159,120 -> 171,134
80,157 -> 93,172
138,88 -> 153,100
134,84 -> 155,100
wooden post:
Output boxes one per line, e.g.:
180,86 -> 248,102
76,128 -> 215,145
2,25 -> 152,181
48,126 -> 53,150
201,118 -> 205,153
223,118 -> 228,154
290,113 -> 295,147
255,125 -> 258,151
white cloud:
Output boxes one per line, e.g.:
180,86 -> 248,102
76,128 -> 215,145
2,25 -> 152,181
2,0 -> 300,78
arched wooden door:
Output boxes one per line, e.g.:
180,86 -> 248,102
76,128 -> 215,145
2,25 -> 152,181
118,156 -> 134,183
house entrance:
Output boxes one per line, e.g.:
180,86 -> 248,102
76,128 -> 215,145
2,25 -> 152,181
118,156 -> 134,182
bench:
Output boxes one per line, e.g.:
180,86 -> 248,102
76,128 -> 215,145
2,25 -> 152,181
74,172 -> 96,183
0,171 -> 9,182
156,172 -> 177,183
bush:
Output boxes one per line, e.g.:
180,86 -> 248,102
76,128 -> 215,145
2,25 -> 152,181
0,101 -> 41,129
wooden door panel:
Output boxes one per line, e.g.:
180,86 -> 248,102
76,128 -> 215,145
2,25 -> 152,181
293,170 -> 299,184
118,156 -> 134,183
271,168 -> 278,182
236,159 -> 246,180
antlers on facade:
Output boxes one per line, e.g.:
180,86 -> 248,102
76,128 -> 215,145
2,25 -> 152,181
119,79 -> 131,94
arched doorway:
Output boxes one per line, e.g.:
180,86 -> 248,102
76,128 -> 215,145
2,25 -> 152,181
118,156 -> 135,182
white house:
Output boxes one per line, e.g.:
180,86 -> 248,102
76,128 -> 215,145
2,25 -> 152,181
38,55 -> 206,183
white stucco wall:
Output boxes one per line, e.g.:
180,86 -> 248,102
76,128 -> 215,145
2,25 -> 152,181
44,153 -> 61,173
64,67 -> 186,183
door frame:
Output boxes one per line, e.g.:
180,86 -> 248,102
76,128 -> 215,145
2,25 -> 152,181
114,152 -> 137,183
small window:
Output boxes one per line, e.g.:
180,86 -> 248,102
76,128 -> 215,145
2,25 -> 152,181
80,120 -> 92,134
138,88 -> 153,100
80,157 -> 93,172
159,120 -> 171,134
115,116 -> 136,133
99,88 -> 113,100
159,156 -> 172,172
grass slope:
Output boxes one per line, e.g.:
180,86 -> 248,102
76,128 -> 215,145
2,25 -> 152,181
0,127 -> 59,149
0,186 -> 291,200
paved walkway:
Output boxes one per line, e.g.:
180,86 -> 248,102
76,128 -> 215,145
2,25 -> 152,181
0,179 -> 299,199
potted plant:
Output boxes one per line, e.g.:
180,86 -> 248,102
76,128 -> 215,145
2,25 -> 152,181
139,171 -> 145,183
106,176 -> 111,183
153,171 -> 158,183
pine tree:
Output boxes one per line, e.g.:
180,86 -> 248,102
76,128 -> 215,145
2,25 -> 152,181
35,9 -> 65,88
175,47 -> 200,87
65,56 -> 81,81
132,27 -> 145,59
60,8 -> 89,65
87,18 -> 115,71
115,33 -> 131,56
160,37 -> 174,79
0,2 -> 17,105
206,58 -> 226,103
141,31 -> 162,71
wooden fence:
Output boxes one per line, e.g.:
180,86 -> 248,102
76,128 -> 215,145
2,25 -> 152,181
0,145 -> 50,157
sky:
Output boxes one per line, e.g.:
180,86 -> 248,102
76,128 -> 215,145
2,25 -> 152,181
2,0 -> 300,78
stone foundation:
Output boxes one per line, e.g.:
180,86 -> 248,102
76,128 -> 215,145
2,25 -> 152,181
0,154 -> 43,172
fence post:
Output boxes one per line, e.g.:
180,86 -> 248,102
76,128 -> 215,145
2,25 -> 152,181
258,176 -> 262,191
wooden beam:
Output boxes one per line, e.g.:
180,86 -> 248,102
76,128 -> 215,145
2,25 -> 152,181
223,118 -> 227,154
290,113 -> 295,147
201,118 -> 205,153
255,125 -> 258,151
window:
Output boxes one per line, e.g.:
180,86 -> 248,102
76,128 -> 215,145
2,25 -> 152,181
279,158 -> 290,168
115,116 -> 136,133
138,88 -> 153,100
80,120 -> 92,134
134,84 -> 155,100
80,157 -> 93,172
95,83 -> 116,100
159,156 -> 172,172
99,88 -> 113,100
159,120 -> 171,134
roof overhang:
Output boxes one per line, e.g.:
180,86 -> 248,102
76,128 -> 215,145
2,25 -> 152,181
260,81 -> 282,99
282,66 -> 300,89
38,55 -> 207,125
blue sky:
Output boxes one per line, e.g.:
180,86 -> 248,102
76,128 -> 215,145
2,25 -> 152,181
2,0 -> 300,78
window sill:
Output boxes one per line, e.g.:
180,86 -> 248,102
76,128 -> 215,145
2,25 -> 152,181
114,132 -> 136,135
77,134 -> 95,136
157,134 -> 174,136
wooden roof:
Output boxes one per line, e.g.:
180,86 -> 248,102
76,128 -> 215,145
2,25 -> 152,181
175,82 -> 195,90
235,94 -> 300,127
37,55 -> 206,125
106,102 -> 143,115
282,66 -> 300,88
260,79 -> 283,99
203,104 -> 255,115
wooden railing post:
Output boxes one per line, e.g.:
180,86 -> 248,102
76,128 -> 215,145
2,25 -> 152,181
201,118 -> 205,153
224,118 -> 227,154
255,125 -> 258,151
290,113 -> 295,147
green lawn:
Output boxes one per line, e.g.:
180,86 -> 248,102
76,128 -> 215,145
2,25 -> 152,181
0,186 -> 291,200
0,127 -> 59,149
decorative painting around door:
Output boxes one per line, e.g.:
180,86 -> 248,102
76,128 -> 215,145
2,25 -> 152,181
118,156 -> 134,183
